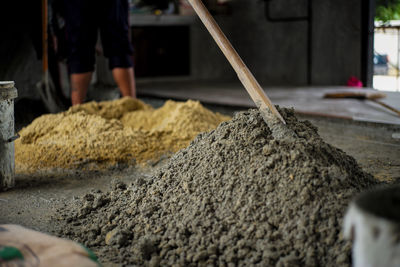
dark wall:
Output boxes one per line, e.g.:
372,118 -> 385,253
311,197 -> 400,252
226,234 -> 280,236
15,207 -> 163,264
190,0 -> 363,86
312,0 -> 361,85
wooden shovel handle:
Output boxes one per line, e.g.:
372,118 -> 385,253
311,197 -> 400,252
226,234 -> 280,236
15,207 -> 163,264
373,99 -> 400,117
187,0 -> 286,124
324,92 -> 400,117
42,0 -> 48,72
324,92 -> 387,100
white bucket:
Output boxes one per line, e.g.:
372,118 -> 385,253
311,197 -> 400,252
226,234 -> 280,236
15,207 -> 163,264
344,185 -> 400,267
0,81 -> 18,190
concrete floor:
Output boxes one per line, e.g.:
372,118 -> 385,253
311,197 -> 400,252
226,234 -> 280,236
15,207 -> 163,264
2,99 -> 400,227
137,81 -> 400,125
0,97 -> 399,266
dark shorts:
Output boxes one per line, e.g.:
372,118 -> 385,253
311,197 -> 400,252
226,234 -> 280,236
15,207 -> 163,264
64,0 -> 133,74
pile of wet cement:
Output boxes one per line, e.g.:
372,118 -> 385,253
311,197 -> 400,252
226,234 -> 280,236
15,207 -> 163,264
54,108 -> 378,266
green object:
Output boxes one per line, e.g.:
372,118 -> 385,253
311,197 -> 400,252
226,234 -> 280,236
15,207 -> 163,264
376,0 -> 400,22
80,244 -> 101,265
0,246 -> 24,261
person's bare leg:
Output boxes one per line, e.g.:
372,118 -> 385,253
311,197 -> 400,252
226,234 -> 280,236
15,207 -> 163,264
70,72 -> 92,105
112,67 -> 136,98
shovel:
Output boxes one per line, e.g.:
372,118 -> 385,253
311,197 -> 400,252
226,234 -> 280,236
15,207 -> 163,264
38,0 -> 67,113
324,91 -> 400,117
187,0 -> 286,125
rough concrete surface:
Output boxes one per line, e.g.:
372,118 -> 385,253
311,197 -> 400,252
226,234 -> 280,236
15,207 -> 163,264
53,108 -> 378,266
1,104 -> 399,266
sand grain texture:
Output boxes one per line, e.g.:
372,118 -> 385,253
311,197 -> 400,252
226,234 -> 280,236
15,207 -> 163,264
15,98 -> 230,171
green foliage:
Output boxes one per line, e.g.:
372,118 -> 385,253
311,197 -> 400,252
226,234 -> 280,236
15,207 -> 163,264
376,0 -> 400,22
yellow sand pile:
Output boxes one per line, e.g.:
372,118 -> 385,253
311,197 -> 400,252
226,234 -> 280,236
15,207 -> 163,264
15,97 -> 230,172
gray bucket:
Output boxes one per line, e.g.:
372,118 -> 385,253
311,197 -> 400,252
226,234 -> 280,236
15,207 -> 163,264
344,185 -> 400,267
0,81 -> 18,190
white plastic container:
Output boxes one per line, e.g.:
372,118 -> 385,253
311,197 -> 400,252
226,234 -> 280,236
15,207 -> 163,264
344,185 -> 400,267
0,81 -> 18,190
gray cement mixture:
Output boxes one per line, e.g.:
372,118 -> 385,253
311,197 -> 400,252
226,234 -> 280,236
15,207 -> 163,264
54,108 -> 378,266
